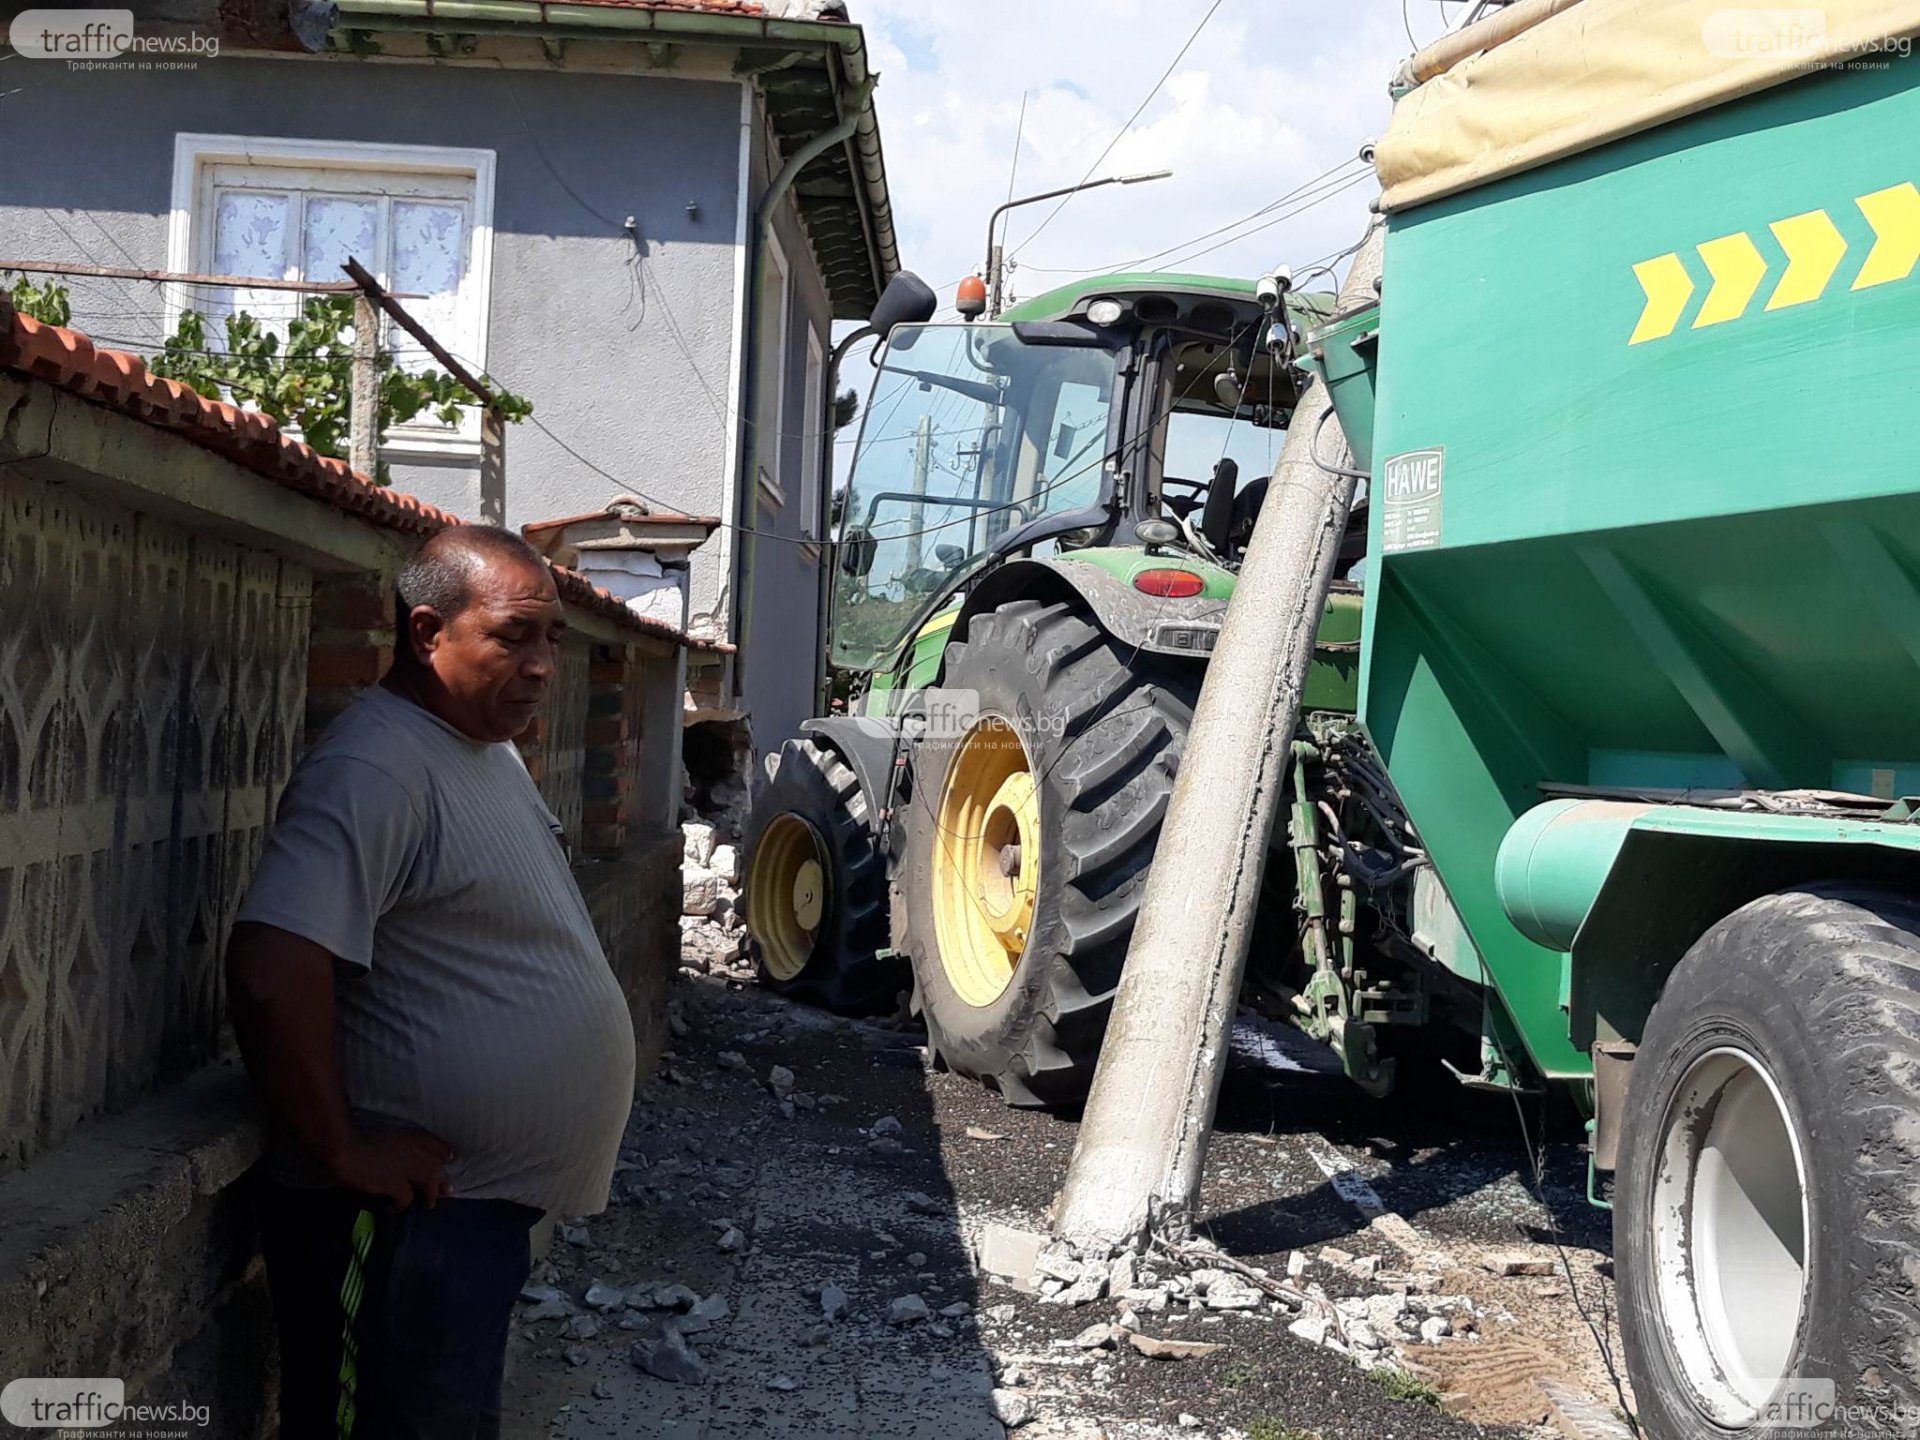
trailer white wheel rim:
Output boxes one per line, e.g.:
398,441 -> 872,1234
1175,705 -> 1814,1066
1650,1045 -> 1810,1424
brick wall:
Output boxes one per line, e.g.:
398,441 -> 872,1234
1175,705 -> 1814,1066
0,372 -> 693,1436
577,828 -> 684,1078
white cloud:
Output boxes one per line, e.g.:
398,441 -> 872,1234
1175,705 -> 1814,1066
852,0 -> 1436,317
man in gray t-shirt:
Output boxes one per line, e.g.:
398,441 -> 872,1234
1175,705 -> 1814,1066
228,525 -> 635,1440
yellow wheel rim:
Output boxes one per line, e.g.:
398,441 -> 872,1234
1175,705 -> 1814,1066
932,716 -> 1040,1007
748,812 -> 828,982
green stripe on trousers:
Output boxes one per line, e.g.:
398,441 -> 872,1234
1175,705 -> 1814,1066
336,1209 -> 376,1440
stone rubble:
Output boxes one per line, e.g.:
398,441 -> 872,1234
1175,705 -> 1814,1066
887,1293 -> 932,1326
989,1388 -> 1035,1429
507,979 -> 1572,1439
582,1281 -> 626,1312
680,821 -> 752,980
631,1329 -> 708,1385
965,1218 -> 1492,1409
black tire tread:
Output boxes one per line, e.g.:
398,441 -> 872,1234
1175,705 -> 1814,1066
744,737 -> 904,1015
1618,883 -> 1920,1433
905,599 -> 1198,1107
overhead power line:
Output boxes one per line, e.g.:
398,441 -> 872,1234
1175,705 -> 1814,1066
1148,170 -> 1375,272
1017,157 -> 1371,280
1005,0 -> 1228,262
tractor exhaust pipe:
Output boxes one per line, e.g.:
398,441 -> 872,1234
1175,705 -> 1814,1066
1052,220 -> 1386,1254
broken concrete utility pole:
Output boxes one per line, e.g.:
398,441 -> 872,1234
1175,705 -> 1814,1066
1053,221 -> 1386,1256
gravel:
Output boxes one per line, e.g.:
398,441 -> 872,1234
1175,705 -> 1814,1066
505,978 -> 1610,1439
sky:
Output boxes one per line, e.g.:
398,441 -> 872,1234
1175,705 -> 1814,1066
830,0 -> 1458,482
848,0 -> 1453,321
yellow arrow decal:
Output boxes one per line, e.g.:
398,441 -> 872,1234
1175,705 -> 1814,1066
1766,209 -> 1847,310
1692,232 -> 1768,328
1853,181 -> 1920,289
1630,253 -> 1694,344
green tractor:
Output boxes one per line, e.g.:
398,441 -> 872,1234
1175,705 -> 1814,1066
744,268 -> 1399,1105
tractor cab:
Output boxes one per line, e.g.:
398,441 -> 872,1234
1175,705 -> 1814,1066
830,272 -> 1332,676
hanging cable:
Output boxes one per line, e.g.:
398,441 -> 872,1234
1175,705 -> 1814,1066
1005,0 -> 1229,261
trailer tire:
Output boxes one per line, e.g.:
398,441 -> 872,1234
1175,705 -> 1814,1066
899,598 -> 1199,1107
743,738 -> 903,1015
1616,884 -> 1920,1437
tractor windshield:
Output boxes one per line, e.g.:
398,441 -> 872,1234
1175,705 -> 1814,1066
831,323 -> 1119,672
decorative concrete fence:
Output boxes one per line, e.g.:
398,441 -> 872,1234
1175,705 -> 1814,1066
0,301 -> 705,1430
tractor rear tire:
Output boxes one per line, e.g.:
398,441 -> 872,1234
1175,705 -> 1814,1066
743,738 -> 903,1015
1615,884 -> 1920,1436
898,598 -> 1199,1107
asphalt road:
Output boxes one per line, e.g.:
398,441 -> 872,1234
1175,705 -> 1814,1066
502,979 -> 1626,1440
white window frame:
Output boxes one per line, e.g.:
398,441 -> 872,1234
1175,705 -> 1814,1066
167,132 -> 497,462
801,325 -> 826,546
756,229 -> 791,507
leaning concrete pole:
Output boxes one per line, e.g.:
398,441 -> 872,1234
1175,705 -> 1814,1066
1053,221 -> 1385,1253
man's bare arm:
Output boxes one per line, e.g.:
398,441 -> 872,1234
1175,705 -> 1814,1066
226,921 -> 453,1210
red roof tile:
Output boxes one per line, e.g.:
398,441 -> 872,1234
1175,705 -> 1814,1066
0,303 -> 729,654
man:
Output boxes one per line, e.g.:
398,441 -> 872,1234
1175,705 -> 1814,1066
227,525 -> 637,1439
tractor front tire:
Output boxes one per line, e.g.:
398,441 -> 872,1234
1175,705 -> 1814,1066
898,598 -> 1199,1108
743,738 -> 902,1015
1616,885 -> 1920,1436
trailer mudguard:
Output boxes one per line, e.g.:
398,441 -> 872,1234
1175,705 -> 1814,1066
1495,800 -> 1920,1055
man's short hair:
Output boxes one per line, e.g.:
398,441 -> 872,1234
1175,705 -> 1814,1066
395,525 -> 547,634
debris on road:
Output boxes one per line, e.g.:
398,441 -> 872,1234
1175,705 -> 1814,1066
630,1330 -> 707,1386
1485,1255 -> 1559,1277
505,978 -> 1624,1438
887,1293 -> 932,1326
1127,1334 -> 1224,1363
976,1223 -> 1046,1286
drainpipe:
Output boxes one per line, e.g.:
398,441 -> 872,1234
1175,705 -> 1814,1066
731,76 -> 876,718
813,322 -> 875,712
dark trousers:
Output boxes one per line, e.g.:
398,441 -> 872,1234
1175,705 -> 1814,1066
257,1180 -> 543,1440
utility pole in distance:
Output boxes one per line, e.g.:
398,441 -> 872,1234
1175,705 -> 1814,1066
349,291 -> 379,480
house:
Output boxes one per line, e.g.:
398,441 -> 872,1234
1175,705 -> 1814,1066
0,0 -> 898,775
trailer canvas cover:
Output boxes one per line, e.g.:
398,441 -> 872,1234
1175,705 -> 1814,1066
1377,0 -> 1920,212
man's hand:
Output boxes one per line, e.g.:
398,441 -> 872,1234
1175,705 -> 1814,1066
228,924 -> 457,1211
329,1130 -> 456,1211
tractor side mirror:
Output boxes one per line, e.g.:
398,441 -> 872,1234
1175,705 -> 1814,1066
840,527 -> 877,578
868,271 -> 937,338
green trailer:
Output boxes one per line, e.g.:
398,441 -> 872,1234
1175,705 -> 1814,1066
1335,3 -> 1920,1430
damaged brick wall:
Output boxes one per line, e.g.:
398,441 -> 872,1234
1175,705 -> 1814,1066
0,358 -> 697,1433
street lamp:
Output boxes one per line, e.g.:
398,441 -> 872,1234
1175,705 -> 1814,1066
978,169 -> 1174,318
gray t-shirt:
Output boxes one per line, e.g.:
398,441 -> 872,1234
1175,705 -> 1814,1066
236,684 -> 636,1216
